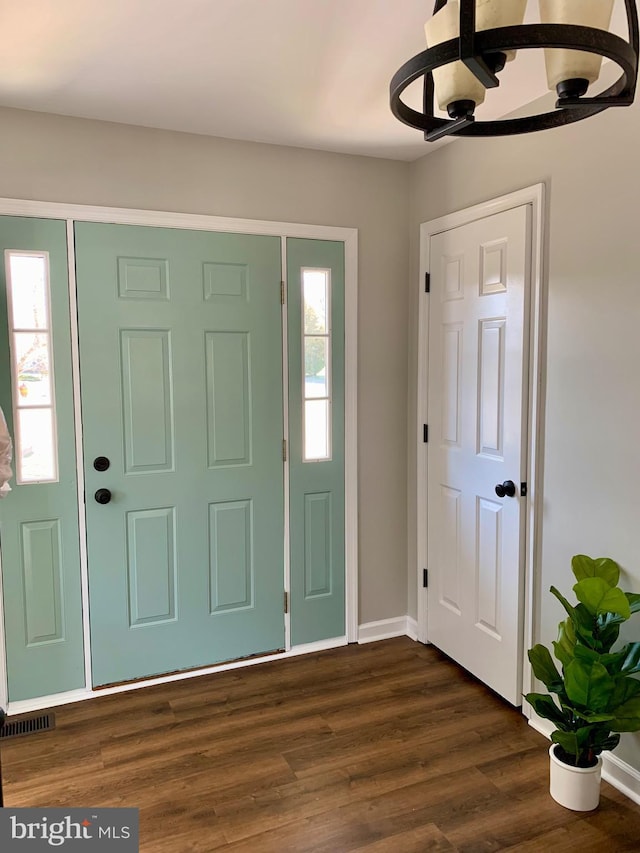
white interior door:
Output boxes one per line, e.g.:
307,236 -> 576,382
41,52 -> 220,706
426,204 -> 530,705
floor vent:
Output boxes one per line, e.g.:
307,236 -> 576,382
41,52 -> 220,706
0,712 -> 55,740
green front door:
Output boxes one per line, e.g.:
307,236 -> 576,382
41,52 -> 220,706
0,216 -> 85,701
75,223 -> 285,686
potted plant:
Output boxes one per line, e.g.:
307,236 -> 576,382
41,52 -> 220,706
525,554 -> 640,811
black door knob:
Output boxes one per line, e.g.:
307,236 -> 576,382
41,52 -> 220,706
93,456 -> 110,472
94,488 -> 112,504
495,480 -> 516,498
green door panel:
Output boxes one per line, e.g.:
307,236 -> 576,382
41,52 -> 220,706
0,216 -> 85,701
287,238 -> 345,645
75,223 -> 285,686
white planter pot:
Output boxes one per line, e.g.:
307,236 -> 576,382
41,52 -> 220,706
549,744 -> 602,811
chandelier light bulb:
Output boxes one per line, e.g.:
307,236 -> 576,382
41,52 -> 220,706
539,0 -> 615,99
425,0 -> 528,119
425,2 -> 486,118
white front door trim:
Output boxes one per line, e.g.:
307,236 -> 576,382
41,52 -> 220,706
0,197 -> 358,714
417,183 -> 545,704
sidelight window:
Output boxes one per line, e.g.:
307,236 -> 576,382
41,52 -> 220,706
5,251 -> 58,483
302,268 -> 331,461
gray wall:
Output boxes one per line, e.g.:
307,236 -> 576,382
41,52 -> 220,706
408,100 -> 640,769
0,106 -> 410,626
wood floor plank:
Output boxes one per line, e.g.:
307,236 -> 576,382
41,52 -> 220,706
353,824 -> 456,852
435,783 -> 584,851
501,819 -> 616,853
3,637 -> 640,851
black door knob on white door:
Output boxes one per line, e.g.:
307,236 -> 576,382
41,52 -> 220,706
495,480 -> 516,498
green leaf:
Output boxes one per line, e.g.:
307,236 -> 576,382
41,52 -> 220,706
607,674 -> 640,710
550,586 -> 577,620
573,645 -> 600,665
551,588 -> 599,645
527,645 -> 563,693
573,604 -> 601,647
551,730 -> 580,761
572,709 -> 615,723
553,619 -> 576,667
593,649 -> 628,675
611,697 -> 640,732
596,614 -> 621,652
627,593 -> 640,615
564,659 -> 615,712
621,644 -> 640,674
525,693 -> 570,729
573,578 -> 631,620
572,555 -> 620,588
598,733 -> 621,752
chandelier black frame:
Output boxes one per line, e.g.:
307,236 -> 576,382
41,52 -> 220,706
390,0 -> 640,141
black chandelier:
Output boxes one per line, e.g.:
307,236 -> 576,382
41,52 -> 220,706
390,0 -> 639,141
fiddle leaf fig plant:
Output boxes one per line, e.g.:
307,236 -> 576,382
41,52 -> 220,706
525,555 -> 640,767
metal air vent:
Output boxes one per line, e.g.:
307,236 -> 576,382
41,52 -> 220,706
0,711 -> 55,740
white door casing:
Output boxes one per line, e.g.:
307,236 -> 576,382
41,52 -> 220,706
417,185 -> 545,707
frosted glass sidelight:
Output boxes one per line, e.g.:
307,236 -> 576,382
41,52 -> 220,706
304,270 -> 328,333
18,408 -> 56,482
14,333 -> 52,407
539,0 -> 615,93
5,251 -> 58,483
304,400 -> 329,461
305,337 -> 329,398
9,254 -> 49,329
302,268 -> 331,461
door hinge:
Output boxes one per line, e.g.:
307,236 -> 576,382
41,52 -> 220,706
282,439 -> 287,462
280,281 -> 285,305
423,569 -> 429,588
425,272 -> 431,293
423,424 -> 428,443
520,482 -> 528,497
284,591 -> 289,613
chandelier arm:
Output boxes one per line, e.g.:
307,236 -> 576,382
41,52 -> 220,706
478,26 -> 636,76
423,69 -> 435,141
557,75 -> 631,108
394,89 -> 605,138
624,0 -> 640,98
438,105 -> 607,139
459,0 -> 499,88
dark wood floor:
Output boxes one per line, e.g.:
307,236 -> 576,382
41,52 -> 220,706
3,637 -> 640,851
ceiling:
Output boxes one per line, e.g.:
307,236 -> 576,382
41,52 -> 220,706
0,0 -> 629,162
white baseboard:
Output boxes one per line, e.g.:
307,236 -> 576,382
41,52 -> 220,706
406,616 -> 418,641
528,716 -> 640,806
358,616 -> 417,644
285,636 -> 348,658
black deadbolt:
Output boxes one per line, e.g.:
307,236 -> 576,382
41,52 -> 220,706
94,488 -> 112,505
495,480 -> 516,498
93,456 -> 110,472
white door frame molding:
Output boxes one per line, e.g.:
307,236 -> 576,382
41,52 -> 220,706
416,183 -> 546,700
0,197 -> 358,714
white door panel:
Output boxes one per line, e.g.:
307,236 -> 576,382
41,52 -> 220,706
427,205 -> 530,705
